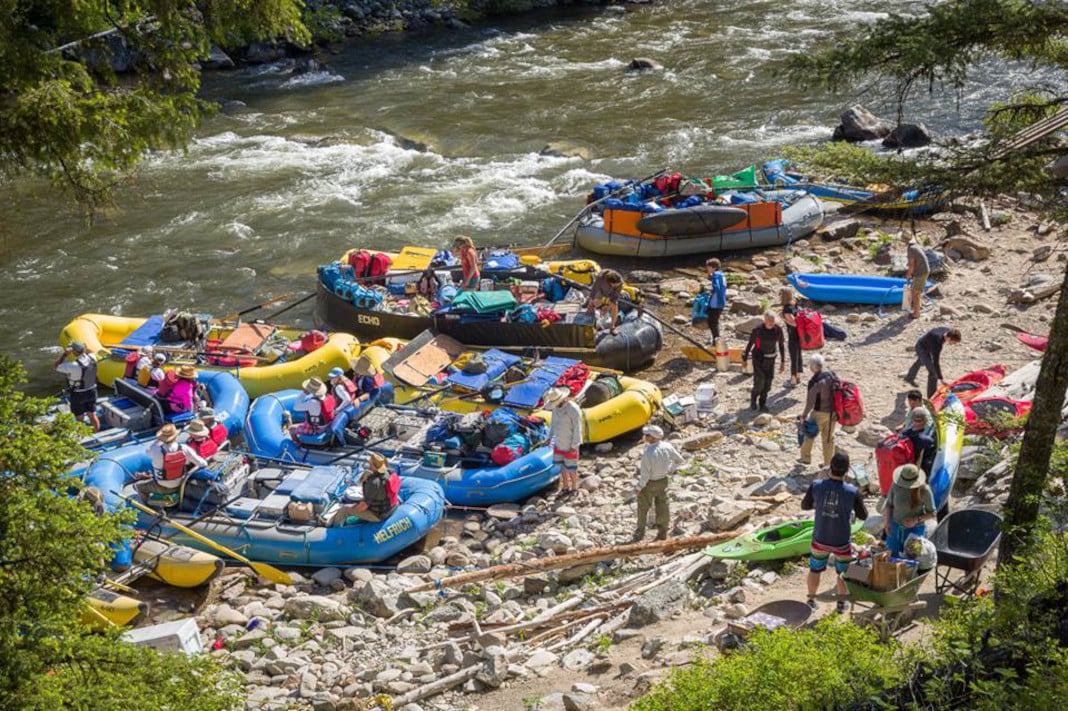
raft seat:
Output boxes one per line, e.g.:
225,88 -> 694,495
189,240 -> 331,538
296,430 -> 333,447
289,466 -> 347,509
446,349 -> 522,392
164,411 -> 195,425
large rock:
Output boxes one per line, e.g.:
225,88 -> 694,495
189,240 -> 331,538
476,646 -> 510,688
627,57 -> 663,71
1008,272 -> 1062,303
819,218 -> 860,241
882,123 -> 932,149
540,142 -> 592,160
706,499 -> 752,531
941,235 -> 990,261
730,297 -> 764,316
284,595 -> 347,622
832,105 -> 891,142
628,579 -> 689,627
201,45 -> 235,71
734,316 -> 764,336
311,567 -> 343,587
396,555 -> 432,574
538,532 -> 573,554
629,270 -> 665,283
242,41 -> 287,65
350,579 -> 400,618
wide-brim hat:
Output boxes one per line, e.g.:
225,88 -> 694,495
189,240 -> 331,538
303,377 -> 327,397
642,424 -> 664,439
353,356 -> 377,377
186,420 -> 209,437
361,452 -> 389,480
197,407 -> 215,420
543,387 -> 571,407
177,365 -> 197,380
156,424 -> 179,443
893,463 -> 926,489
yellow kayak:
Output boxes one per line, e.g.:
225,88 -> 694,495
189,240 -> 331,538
363,339 -> 661,443
60,314 -> 361,398
84,588 -> 148,628
133,536 -> 224,589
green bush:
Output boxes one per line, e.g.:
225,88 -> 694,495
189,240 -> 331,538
631,618 -> 910,711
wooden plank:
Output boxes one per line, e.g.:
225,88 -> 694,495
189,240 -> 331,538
392,333 -> 465,387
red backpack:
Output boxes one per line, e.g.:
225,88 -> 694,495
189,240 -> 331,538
347,249 -> 371,276
876,434 -> 915,495
830,374 -> 864,427
366,252 -> 393,281
796,308 -> 825,350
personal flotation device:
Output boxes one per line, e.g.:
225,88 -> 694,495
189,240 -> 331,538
189,438 -> 218,460
72,354 -> 98,391
337,375 -> 358,401
386,471 -> 401,507
347,250 -> 371,277
165,379 -> 196,414
876,434 -> 915,495
160,449 -> 188,481
156,370 -> 179,397
305,396 -> 336,428
208,422 -> 228,446
796,308 -> 825,350
124,352 -> 141,379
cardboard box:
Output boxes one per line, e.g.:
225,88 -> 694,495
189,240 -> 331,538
870,552 -> 910,591
663,394 -> 698,426
843,563 -> 872,585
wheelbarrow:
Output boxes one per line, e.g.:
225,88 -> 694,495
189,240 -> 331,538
844,572 -> 929,641
714,599 -> 813,651
930,508 -> 1002,597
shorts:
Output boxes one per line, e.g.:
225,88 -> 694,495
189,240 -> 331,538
69,388 -> 98,418
809,540 -> 855,573
553,448 -> 579,472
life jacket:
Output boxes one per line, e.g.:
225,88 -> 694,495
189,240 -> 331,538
366,252 -> 392,282
72,354 -> 97,391
876,434 -> 915,495
165,379 -> 196,414
385,471 -> 401,507
160,449 -> 188,481
305,396 -> 335,427
189,437 -> 218,460
156,370 -> 178,397
347,250 -> 371,277
208,422 -> 228,446
363,471 -> 397,517
795,308 -> 825,350
336,375 -> 358,402
298,330 -> 328,353
124,352 -> 141,379
830,374 -> 864,427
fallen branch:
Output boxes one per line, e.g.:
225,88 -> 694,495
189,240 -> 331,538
546,615 -> 605,652
406,532 -> 738,593
383,664 -> 481,708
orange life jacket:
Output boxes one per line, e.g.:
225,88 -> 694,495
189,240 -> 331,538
160,450 -> 188,481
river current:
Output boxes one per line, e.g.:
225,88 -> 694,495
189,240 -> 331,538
0,0 -> 1031,387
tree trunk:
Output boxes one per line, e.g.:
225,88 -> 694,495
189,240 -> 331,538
998,263 -> 1068,567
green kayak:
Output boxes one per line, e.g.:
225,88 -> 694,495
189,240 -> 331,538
703,519 -> 864,562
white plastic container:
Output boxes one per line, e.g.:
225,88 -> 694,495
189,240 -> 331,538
695,383 -> 718,412
479,278 -> 494,292
122,617 -> 203,655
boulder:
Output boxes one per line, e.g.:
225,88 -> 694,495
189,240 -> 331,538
242,41 -> 287,65
538,531 -> 573,554
661,277 -> 702,294
396,555 -> 433,574
476,646 -> 510,688
540,142 -> 592,161
201,45 -> 235,71
941,235 -> 990,261
557,562 -> 598,584
629,270 -> 664,283
526,649 -> 559,669
730,297 -> 763,316
210,604 -> 248,627
882,123 -> 932,149
786,256 -> 822,275
284,595 -> 347,622
627,57 -> 663,71
819,218 -> 860,241
832,105 -> 891,142
311,567 -> 343,587
628,579 -> 689,627
349,579 -> 400,618
706,499 -> 752,531
561,648 -> 595,671
873,243 -> 893,265
734,316 -> 764,336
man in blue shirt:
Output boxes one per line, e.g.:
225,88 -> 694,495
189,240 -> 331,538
801,452 -> 869,613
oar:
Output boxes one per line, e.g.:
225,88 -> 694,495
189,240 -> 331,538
219,293 -> 295,323
117,493 -> 293,585
536,167 -> 669,255
261,292 -> 316,322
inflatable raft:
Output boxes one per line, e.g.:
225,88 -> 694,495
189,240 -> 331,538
85,588 -> 148,628
243,393 -> 560,506
60,314 -> 361,398
763,159 -> 943,216
574,189 -> 823,257
931,365 -> 1006,409
365,336 -> 661,443
787,273 -> 933,306
314,250 -> 662,372
964,397 -> 1032,437
131,536 -> 225,588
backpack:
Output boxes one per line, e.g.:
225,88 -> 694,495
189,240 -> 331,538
541,277 -> 569,303
822,322 -> 848,341
347,250 -> 371,277
366,252 -> 393,282
509,304 -> 539,324
795,308 -> 825,350
483,408 -> 521,447
876,434 -> 915,495
830,374 -> 864,426
691,291 -> 711,325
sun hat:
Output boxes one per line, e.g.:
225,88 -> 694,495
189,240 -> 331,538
197,407 -> 215,420
177,365 -> 197,380
893,463 -> 926,489
353,356 -> 378,377
642,424 -> 664,439
70,341 -> 86,353
186,420 -> 209,438
303,377 -> 327,397
156,423 -> 179,443
328,367 -> 345,379
153,353 -> 167,364
543,387 -> 571,407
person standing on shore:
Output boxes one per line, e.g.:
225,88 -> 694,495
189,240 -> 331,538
544,387 -> 583,496
704,258 -> 728,343
903,326 -> 961,398
798,354 -> 837,467
742,311 -> 785,412
905,236 -> 930,319
454,236 -> 480,291
585,269 -> 625,335
779,286 -> 803,388
801,452 -> 868,613
632,425 -> 686,542
879,463 -> 936,556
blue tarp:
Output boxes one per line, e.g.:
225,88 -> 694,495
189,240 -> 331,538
446,349 -> 522,392
502,357 -> 579,409
119,315 -> 165,347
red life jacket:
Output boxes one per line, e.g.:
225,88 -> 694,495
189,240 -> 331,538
208,422 -> 228,446
338,375 -> 358,401
299,330 -> 328,353
796,308 -> 825,350
348,249 -> 371,277
124,352 -> 140,379
366,252 -> 392,281
876,434 -> 915,495
156,370 -> 179,397
385,471 -> 401,507
189,438 -> 218,460
160,450 -> 188,481
306,396 -> 336,427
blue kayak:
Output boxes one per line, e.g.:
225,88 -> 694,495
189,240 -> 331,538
788,273 -> 932,306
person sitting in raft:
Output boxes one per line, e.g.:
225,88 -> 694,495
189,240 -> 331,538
139,352 -> 168,389
54,340 -> 101,431
878,463 -> 936,557
900,406 -> 937,479
349,453 -> 401,523
136,423 -> 208,501
328,367 -> 358,410
198,407 -> 229,447
156,364 -> 199,415
584,269 -> 624,335
292,377 -> 335,437
134,346 -> 155,378
352,356 -> 384,403
454,235 -> 480,291
185,419 -> 218,460
904,533 -> 938,575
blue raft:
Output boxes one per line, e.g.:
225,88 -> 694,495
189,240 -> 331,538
243,392 -> 560,506
788,273 -> 933,306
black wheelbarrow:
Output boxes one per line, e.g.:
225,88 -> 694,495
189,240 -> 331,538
930,508 -> 1002,597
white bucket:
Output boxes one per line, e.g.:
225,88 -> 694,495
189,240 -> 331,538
695,382 -> 718,412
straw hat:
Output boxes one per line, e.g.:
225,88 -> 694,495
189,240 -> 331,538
361,452 -> 389,479
156,424 -> 179,443
303,377 -> 327,397
893,463 -> 926,489
543,387 -> 571,407
177,365 -> 197,380
197,407 -> 215,420
186,420 -> 209,438
642,424 -> 664,439
353,356 -> 378,377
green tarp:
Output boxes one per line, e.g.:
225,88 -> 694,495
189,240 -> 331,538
450,290 -> 518,314
709,165 -> 758,191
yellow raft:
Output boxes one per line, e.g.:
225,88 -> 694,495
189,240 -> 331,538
60,314 -> 361,398
362,339 -> 661,444
83,588 -> 148,628
133,537 -> 224,589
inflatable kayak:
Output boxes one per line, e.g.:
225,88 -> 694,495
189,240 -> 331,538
931,364 -> 1006,409
575,190 -> 823,257
762,159 -> 943,216
787,273 -> 932,306
929,394 -> 965,512
964,397 -> 1032,437
243,394 -> 561,506
60,314 -> 361,398
1017,332 -> 1049,352
84,588 -> 147,628
132,536 -> 225,588
703,519 -> 863,562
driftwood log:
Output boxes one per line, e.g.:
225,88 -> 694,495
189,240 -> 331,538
406,532 -> 737,593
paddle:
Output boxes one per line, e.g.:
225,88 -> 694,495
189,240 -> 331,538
219,293 -> 295,323
535,168 -> 669,255
117,493 -> 293,585
261,292 -> 316,322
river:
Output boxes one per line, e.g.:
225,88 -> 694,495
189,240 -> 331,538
0,0 -> 1030,388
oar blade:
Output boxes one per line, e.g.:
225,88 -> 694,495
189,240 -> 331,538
251,562 -> 294,586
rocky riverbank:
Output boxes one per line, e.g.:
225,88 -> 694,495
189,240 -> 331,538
142,196 -> 1064,711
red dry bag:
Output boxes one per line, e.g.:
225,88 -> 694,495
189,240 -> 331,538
796,308 -> 825,350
